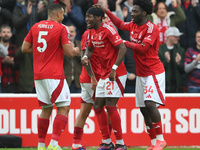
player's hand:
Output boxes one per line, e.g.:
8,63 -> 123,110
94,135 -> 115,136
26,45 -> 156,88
91,76 -> 97,90
74,47 -> 80,56
109,69 -> 116,81
81,55 -> 89,66
93,4 -> 109,12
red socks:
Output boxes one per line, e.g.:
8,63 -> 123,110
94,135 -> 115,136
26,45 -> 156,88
106,106 -> 123,140
52,114 -> 68,141
94,108 -> 110,140
153,121 -> 163,135
147,128 -> 157,140
73,127 -> 83,144
38,117 -> 49,143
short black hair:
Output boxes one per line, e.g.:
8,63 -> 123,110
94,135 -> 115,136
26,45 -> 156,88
133,0 -> 153,15
86,7 -> 105,19
48,3 -> 63,15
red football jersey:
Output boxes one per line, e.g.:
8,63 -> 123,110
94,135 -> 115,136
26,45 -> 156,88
121,21 -> 165,77
79,29 -> 101,83
24,20 -> 71,80
88,23 -> 127,79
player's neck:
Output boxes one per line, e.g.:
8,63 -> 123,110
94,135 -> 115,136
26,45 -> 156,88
136,18 -> 147,26
47,17 -> 58,23
94,22 -> 102,30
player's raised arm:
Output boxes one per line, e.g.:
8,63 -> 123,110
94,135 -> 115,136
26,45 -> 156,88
94,4 -> 125,30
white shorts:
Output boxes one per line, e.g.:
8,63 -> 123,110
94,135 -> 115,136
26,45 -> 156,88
80,83 -> 95,104
95,75 -> 127,98
135,72 -> 165,107
35,79 -> 71,108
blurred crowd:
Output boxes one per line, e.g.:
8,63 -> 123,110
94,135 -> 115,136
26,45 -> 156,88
0,0 -> 199,94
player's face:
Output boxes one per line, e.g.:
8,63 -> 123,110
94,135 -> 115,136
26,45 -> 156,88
0,27 -> 12,42
131,5 -> 144,24
85,13 -> 97,29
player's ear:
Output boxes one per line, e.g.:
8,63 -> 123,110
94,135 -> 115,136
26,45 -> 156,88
96,16 -> 101,21
142,11 -> 147,16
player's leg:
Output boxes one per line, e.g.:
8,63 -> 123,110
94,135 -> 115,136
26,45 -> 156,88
144,101 -> 166,150
46,79 -> 71,150
38,106 -> 53,150
94,98 -> 113,147
140,107 -> 156,150
106,98 -> 126,150
105,75 -> 127,150
72,83 -> 95,150
142,72 -> 166,150
72,102 -> 93,150
35,79 -> 53,150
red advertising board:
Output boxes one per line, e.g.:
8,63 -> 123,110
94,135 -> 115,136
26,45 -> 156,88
0,94 -> 200,147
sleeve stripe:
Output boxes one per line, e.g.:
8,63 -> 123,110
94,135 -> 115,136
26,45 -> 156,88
103,24 -> 116,35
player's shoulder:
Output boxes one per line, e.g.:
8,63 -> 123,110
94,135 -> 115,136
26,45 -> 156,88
102,23 -> 117,35
145,21 -> 159,33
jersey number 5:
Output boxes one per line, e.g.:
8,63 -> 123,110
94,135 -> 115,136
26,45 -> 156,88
37,31 -> 48,52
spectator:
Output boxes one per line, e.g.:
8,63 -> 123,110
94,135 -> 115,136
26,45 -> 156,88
73,0 -> 94,17
0,24 -> 18,93
64,24 -> 81,93
159,27 -> 185,93
147,0 -> 186,45
15,46 -> 35,93
0,43 -> 8,93
0,0 -> 15,27
12,0 -> 48,48
55,0 -> 85,41
178,0 -> 200,50
184,30 -> 200,93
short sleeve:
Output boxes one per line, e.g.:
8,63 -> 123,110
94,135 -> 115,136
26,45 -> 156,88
107,25 -> 123,47
61,25 -> 71,45
24,28 -> 33,44
81,30 -> 90,51
143,22 -> 159,46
